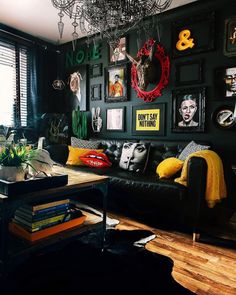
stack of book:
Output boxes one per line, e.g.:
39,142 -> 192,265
9,199 -> 86,242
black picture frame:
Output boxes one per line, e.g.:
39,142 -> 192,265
90,84 -> 101,101
106,107 -> 125,132
175,59 -> 203,86
211,105 -> 236,129
215,66 -> 236,99
104,64 -> 128,103
172,11 -> 215,58
39,113 -> 69,145
224,17 -> 236,57
90,63 -> 102,78
65,64 -> 88,111
109,36 -> 128,64
172,87 -> 206,133
132,103 -> 165,136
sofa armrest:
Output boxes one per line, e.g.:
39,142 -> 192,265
184,156 -> 207,228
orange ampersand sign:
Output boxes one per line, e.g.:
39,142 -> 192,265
176,29 -> 195,51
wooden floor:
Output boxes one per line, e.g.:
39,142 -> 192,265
110,212 -> 236,295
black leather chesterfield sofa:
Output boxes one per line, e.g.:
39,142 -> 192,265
46,139 -> 218,239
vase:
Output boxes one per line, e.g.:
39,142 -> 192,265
0,165 -> 25,182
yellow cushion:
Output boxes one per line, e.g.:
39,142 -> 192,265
156,157 -> 184,179
66,146 -> 104,166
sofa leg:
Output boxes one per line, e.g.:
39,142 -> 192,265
192,232 -> 200,242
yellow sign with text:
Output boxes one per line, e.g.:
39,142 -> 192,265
136,109 -> 160,131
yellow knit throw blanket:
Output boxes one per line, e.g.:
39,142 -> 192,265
174,150 -> 227,208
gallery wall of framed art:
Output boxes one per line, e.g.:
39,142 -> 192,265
59,0 -> 236,148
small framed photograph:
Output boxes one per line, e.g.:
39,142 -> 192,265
90,63 -> 102,78
175,59 -> 203,86
132,104 -> 166,136
215,66 -> 236,98
106,107 -> 125,132
172,87 -> 206,133
104,64 -> 128,103
224,17 -> 236,57
172,11 -> 215,58
90,84 -> 101,101
109,36 -> 128,64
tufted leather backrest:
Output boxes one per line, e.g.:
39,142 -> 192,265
46,139 -> 210,171
99,139 -> 136,166
98,139 -> 195,173
143,141 -> 188,174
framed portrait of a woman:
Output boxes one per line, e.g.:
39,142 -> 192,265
172,87 -> 206,133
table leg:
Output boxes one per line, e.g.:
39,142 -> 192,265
95,181 -> 108,251
0,211 -> 10,276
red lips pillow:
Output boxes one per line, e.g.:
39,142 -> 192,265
79,150 -> 112,168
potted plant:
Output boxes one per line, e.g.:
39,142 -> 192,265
0,144 -> 34,182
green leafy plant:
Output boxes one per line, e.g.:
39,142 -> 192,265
0,144 -> 34,167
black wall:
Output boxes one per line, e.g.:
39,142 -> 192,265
57,0 -> 236,209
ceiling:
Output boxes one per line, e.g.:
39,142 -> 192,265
0,0 -> 197,45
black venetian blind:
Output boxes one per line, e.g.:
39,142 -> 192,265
0,39 -> 30,127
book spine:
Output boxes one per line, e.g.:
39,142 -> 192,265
32,199 -> 70,211
12,218 -> 68,232
15,207 -> 70,222
14,213 -> 71,230
33,203 -> 70,215
20,199 -> 70,212
17,203 -> 70,216
12,218 -> 61,233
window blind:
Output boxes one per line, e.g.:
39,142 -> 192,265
0,40 -> 30,127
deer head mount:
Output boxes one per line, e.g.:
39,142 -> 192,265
126,41 -> 158,91
126,39 -> 170,102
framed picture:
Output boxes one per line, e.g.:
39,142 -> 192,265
106,107 -> 125,132
212,105 -> 236,129
132,104 -> 165,136
90,63 -> 102,78
224,17 -> 236,57
172,87 -> 206,133
39,113 -> 69,144
109,36 -> 128,64
215,66 -> 236,99
90,84 -> 101,101
65,64 -> 88,111
172,11 -> 215,58
104,64 -> 128,103
175,59 -> 203,86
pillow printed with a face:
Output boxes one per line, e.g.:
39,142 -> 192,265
119,142 -> 150,173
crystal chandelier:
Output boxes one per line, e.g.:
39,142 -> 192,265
51,0 -> 173,50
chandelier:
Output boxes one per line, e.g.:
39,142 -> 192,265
51,0 -> 173,51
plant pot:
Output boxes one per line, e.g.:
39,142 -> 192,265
0,165 -> 25,182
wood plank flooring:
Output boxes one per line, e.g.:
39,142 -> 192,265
109,212 -> 236,295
